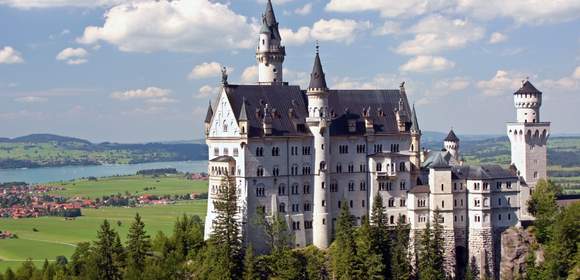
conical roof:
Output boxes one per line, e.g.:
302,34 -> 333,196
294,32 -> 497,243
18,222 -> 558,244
515,80 -> 541,95
444,129 -> 459,142
410,104 -> 420,133
308,52 -> 327,90
430,152 -> 450,169
204,101 -> 213,123
239,97 -> 248,121
264,0 -> 277,27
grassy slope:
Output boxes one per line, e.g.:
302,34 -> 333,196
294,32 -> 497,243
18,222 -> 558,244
47,175 -> 208,199
0,175 -> 209,272
0,201 -> 208,272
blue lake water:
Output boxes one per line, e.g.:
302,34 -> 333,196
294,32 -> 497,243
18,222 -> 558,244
0,160 -> 208,184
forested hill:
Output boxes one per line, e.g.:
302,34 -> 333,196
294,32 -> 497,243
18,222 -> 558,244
0,134 -> 208,169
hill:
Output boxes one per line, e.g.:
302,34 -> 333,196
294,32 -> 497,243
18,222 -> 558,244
0,134 -> 208,169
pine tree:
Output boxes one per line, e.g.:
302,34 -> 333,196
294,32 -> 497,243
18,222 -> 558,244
69,242 -> 92,277
356,216 -> 385,279
207,174 -> 243,279
370,194 -> 391,278
242,244 -> 258,280
173,214 -> 205,260
392,215 -> 411,280
255,207 -> 293,254
299,246 -> 329,280
124,213 -> 152,280
331,200 -> 360,279
431,208 -> 446,279
4,268 -> 15,280
93,219 -> 124,280
527,179 -> 560,243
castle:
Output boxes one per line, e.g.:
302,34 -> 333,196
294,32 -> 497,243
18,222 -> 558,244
203,1 -> 550,279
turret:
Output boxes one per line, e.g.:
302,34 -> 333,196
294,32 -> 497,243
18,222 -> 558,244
256,0 -> 285,84
239,97 -> 248,137
305,45 -> 331,249
204,101 -> 213,136
444,129 -> 460,160
514,79 -> 542,123
410,104 -> 421,185
262,104 -> 273,135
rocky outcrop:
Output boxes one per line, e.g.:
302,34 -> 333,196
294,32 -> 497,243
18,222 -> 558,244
500,227 -> 544,280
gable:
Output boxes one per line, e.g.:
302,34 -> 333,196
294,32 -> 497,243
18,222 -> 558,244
209,89 -> 241,138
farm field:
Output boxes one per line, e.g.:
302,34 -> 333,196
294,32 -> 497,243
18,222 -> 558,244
0,200 -> 208,273
47,174 -> 208,198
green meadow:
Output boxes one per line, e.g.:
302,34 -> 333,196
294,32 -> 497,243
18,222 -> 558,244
0,200 -> 208,273
47,175 -> 208,199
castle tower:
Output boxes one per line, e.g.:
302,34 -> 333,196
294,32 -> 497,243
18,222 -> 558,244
507,80 -> 550,219
256,0 -> 285,84
410,104 -> 421,186
444,129 -> 460,160
305,46 -> 331,249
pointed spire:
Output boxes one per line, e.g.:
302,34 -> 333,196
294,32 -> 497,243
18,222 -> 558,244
264,0 -> 277,26
444,129 -> 459,142
204,100 -> 213,123
260,14 -> 271,34
410,104 -> 420,133
308,43 -> 328,90
239,97 -> 248,121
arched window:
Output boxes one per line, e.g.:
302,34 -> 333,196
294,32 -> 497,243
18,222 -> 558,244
278,184 -> 286,195
279,203 -> 286,213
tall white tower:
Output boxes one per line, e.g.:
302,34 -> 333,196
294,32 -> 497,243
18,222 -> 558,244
506,80 -> 550,219
306,47 -> 331,249
256,0 -> 285,84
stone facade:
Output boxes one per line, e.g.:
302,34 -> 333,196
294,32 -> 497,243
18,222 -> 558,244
202,1 -> 550,279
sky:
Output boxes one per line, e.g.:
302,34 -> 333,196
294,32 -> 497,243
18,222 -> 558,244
0,0 -> 579,143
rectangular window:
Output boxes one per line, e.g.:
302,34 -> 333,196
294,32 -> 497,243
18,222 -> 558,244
214,147 -> 219,156
233,148 -> 239,157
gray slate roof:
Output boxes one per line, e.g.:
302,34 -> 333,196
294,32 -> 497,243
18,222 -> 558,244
444,129 -> 459,142
451,165 -> 517,180
410,104 -> 420,133
210,155 -> 235,162
204,101 -> 213,124
422,150 -> 460,169
308,53 -> 327,90
409,185 -> 430,194
515,80 -> 541,95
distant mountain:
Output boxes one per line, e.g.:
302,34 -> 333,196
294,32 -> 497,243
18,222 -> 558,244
0,134 -> 208,169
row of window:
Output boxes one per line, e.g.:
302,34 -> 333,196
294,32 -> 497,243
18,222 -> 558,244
213,147 -> 239,157
376,162 -> 407,173
378,181 -> 407,191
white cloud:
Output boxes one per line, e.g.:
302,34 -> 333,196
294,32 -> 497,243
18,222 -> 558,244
489,32 -> 508,44
196,85 -> 220,99
77,0 -> 255,53
400,55 -> 455,72
373,21 -> 401,36
111,87 -> 171,100
477,70 -> 526,96
294,3 -> 312,15
145,97 -> 178,104
326,0 -> 453,18
256,0 -> 294,4
0,46 -> 24,64
281,19 -> 371,45
0,0 -> 129,8
418,76 -> 470,104
241,65 -> 258,84
331,73 -> 407,90
573,66 -> 580,80
396,15 -> 485,55
538,66 -> 580,92
456,0 -> 580,25
284,69 -> 309,87
188,62 -> 232,80
14,96 -> 48,103
56,47 -> 88,65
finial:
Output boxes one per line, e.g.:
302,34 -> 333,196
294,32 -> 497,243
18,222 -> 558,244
400,81 -> 406,88
221,66 -> 228,85
315,40 -> 319,55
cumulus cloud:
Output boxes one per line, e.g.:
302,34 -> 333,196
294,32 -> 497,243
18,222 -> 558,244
538,66 -> 580,92
0,0 -> 129,8
396,15 -> 485,55
256,0 -> 294,4
331,73 -> 407,90
477,70 -> 526,96
56,47 -> 88,65
77,0 -> 256,53
14,96 -> 48,103
241,65 -> 258,84
188,62 -> 232,80
280,19 -> 371,45
373,21 -> 401,36
400,55 -> 455,72
326,0 -> 453,18
111,87 -> 171,100
417,76 -> 470,104
294,3 -> 312,15
195,85 -> 220,99
489,32 -> 508,44
0,46 -> 24,64
145,97 -> 178,104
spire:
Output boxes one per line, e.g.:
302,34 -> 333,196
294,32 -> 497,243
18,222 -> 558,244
263,0 -> 281,40
444,129 -> 459,142
260,15 -> 271,34
308,43 -> 328,90
410,104 -> 420,133
515,80 -> 541,95
239,97 -> 248,121
204,101 -> 213,124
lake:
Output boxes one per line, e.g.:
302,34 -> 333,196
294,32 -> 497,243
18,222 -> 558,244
0,160 -> 208,184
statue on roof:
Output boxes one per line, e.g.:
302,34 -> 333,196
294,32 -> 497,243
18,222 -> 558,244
221,66 -> 228,85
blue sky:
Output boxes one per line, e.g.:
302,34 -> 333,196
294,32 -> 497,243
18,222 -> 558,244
0,0 -> 579,142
